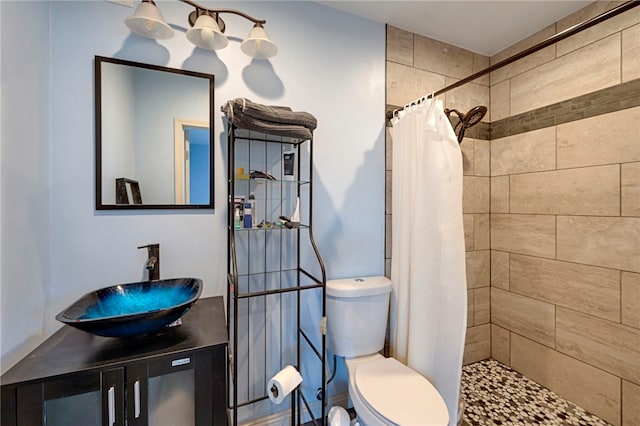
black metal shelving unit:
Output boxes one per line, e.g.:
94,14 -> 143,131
226,125 -> 327,426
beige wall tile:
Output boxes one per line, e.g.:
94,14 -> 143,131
445,79 -> 490,123
557,1 -> 626,32
463,214 -> 474,252
491,214 -> 556,258
474,213 -> 490,250
622,272 -> 640,328
460,138 -> 474,176
490,24 -> 556,85
385,126 -> 392,170
385,213 -> 391,259
463,324 -> 490,365
491,127 -> 556,176
623,24 -> 640,82
474,140 -> 490,177
557,6 -> 639,57
386,25 -> 413,66
463,176 -> 490,213
491,324 -> 510,366
557,106 -> 640,169
511,333 -> 621,425
490,80 -> 510,122
511,34 -> 621,115
472,52 -> 490,86
491,176 -> 509,213
386,61 -> 446,106
557,216 -> 640,273
385,170 -> 392,215
474,287 -> 490,325
556,307 -> 640,384
466,250 -> 490,289
414,34 -> 473,79
510,165 -> 621,216
491,250 -> 509,290
491,288 -> 555,347
623,380 -> 640,426
510,254 -> 621,322
467,289 -> 474,327
385,259 -> 391,278
622,162 -> 640,217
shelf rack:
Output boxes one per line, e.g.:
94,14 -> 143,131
226,125 -> 327,426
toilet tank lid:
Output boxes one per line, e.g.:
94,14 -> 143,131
326,276 -> 391,298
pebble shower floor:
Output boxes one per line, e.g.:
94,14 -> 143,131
461,359 -> 610,426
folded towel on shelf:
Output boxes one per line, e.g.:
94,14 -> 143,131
221,98 -> 317,140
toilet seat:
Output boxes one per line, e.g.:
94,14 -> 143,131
352,356 -> 449,426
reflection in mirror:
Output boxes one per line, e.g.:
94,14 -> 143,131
95,56 -> 214,210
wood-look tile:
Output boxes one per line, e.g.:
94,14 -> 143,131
557,5 -> 639,57
622,162 -> 640,217
466,250 -> 490,289
510,254 -> 620,322
622,272 -> 640,328
473,287 -> 490,325
386,25 -> 413,66
491,127 -> 556,176
473,214 -> 489,251
491,288 -> 555,347
463,176 -> 489,213
623,380 -> 640,426
474,140 -> 490,177
491,324 -> 510,366
557,216 -> 640,273
463,324 -> 490,365
491,214 -> 556,258
509,165 -> 621,216
511,34 -> 621,115
556,307 -> 640,384
490,176 -> 509,213
623,24 -> 640,82
490,80 -> 510,122
463,214 -> 474,252
491,250 -> 509,290
511,333 -> 621,426
557,106 -> 640,169
386,61 -> 445,107
490,24 -> 556,85
414,35 -> 473,79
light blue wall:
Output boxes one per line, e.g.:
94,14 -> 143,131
1,0 -> 386,415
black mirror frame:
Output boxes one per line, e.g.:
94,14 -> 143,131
94,55 -> 215,210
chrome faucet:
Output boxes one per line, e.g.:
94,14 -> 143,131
138,243 -> 160,281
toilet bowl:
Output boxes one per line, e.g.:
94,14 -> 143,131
326,277 -> 449,426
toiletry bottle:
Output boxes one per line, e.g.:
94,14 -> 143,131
243,201 -> 253,228
234,207 -> 242,229
249,193 -> 257,227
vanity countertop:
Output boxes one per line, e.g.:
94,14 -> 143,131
1,296 -> 227,387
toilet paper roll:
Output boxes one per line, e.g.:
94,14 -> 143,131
267,365 -> 303,404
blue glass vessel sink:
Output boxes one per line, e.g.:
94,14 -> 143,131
56,278 -> 203,337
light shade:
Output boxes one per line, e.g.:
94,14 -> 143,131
125,1 -> 175,40
241,24 -> 278,59
186,14 -> 228,50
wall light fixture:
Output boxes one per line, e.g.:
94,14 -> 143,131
125,0 -> 278,59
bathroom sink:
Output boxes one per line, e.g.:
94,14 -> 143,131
55,278 -> 203,338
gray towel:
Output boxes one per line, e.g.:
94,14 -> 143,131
221,98 -> 317,140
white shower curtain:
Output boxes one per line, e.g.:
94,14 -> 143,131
389,99 -> 467,426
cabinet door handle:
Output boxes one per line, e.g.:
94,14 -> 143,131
108,386 -> 115,426
134,380 -> 141,418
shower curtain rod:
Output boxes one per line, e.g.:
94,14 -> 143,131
387,0 -> 640,120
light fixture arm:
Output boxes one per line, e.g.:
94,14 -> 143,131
178,0 -> 266,27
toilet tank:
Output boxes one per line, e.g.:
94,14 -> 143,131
326,276 -> 392,358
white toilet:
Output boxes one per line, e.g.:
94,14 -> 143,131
326,276 -> 449,426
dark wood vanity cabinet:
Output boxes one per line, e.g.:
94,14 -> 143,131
1,296 -> 228,426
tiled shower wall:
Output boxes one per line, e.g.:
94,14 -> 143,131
488,3 -> 640,426
385,26 -> 492,365
386,2 -> 640,426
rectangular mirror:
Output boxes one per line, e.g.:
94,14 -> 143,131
95,56 -> 214,210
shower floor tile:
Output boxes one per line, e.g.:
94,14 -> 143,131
461,359 -> 610,426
